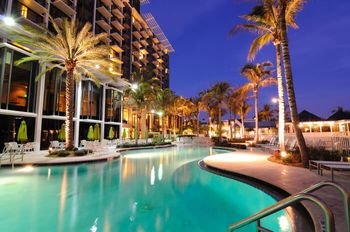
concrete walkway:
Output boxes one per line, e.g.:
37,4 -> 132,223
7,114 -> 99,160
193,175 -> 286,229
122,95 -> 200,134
0,149 -> 120,167
0,144 -> 175,167
204,148 -> 350,232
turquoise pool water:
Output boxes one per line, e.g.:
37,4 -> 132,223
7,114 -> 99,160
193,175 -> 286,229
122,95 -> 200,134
0,146 -> 291,232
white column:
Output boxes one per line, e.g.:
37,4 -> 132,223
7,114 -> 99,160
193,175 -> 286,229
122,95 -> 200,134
74,81 -> 82,147
100,85 -> 106,141
34,65 -> 46,149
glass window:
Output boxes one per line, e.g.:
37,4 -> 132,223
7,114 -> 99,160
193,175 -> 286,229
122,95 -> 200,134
0,48 -> 37,112
80,81 -> 102,120
43,69 -> 71,116
0,0 -> 7,14
0,115 -> 35,151
40,119 -> 66,150
105,88 -> 122,122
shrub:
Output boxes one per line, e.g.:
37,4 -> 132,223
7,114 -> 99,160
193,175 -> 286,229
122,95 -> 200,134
214,141 -> 247,150
307,147 -> 342,161
118,142 -> 171,148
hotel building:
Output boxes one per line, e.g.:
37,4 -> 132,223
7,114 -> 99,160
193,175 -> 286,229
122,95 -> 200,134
0,0 -> 173,150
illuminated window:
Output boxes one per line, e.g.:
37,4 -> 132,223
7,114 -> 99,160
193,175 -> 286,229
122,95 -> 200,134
20,5 -> 28,18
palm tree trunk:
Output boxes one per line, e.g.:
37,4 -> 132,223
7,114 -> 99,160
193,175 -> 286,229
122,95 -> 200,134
254,90 -> 259,143
173,115 -> 176,140
275,43 -> 286,153
135,109 -> 139,145
229,109 -> 233,139
241,109 -> 245,139
65,69 -> 74,150
197,112 -> 200,136
161,115 -> 165,142
278,0 -> 308,166
233,113 -> 237,139
218,108 -> 222,141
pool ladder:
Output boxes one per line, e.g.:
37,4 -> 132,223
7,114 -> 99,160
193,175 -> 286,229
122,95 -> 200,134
228,181 -> 350,232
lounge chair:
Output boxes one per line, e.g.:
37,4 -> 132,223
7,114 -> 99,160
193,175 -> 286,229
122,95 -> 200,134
309,160 -> 350,175
50,141 -> 64,150
320,163 -> 350,181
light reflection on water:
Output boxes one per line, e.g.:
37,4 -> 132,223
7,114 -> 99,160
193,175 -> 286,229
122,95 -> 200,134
0,146 -> 290,232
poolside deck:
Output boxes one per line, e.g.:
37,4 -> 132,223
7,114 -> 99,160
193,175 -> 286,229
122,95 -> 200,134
203,148 -> 350,232
0,149 -> 120,167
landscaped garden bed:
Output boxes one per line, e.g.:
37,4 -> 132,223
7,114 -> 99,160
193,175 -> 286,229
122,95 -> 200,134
47,149 -> 92,158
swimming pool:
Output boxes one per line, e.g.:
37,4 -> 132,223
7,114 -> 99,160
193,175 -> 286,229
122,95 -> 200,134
0,146 -> 291,232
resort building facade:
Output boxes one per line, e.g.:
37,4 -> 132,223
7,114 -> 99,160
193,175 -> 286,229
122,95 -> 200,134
0,0 -> 173,150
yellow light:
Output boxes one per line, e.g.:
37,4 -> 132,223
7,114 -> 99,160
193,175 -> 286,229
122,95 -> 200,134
95,64 -> 100,69
3,16 -> 15,26
109,67 -> 113,72
281,151 -> 287,157
17,165 -> 34,173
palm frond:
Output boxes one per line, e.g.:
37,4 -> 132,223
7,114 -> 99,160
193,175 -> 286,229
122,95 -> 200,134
247,33 -> 273,61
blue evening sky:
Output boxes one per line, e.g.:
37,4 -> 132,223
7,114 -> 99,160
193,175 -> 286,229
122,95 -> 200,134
143,0 -> 350,119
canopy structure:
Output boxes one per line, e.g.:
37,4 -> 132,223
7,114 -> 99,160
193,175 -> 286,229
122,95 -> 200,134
17,120 -> 28,143
108,126 -> 115,140
94,124 -> 101,140
87,126 -> 94,141
58,123 -> 66,141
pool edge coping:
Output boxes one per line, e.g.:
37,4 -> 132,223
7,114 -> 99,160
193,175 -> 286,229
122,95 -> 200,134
199,155 -> 315,232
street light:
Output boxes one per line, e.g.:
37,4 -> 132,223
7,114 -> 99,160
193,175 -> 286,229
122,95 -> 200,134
271,97 -> 278,104
151,109 -> 155,114
2,16 -> 15,26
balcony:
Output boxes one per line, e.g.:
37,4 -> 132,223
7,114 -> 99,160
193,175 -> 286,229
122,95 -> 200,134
140,40 -> 148,47
100,0 -> 112,7
140,30 -> 149,39
111,19 -> 123,30
97,5 -> 112,19
132,31 -> 142,40
110,31 -> 123,43
132,41 -> 141,50
133,20 -> 142,31
13,3 -> 45,30
112,0 -> 124,8
111,44 -> 123,53
18,0 -> 47,15
52,0 -> 75,17
110,55 -> 123,64
132,60 -> 142,68
112,7 -> 123,19
96,18 -> 112,32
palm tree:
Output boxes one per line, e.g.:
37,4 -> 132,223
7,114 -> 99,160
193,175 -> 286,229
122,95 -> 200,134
226,89 -> 240,139
154,88 -> 175,141
205,82 -> 231,141
277,0 -> 308,166
12,18 -> 114,150
241,62 -> 276,142
230,0 -> 305,153
259,104 -> 274,121
123,79 -> 153,145
190,96 -> 207,136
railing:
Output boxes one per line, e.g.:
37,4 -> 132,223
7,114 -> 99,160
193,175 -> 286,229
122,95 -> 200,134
228,181 -> 350,232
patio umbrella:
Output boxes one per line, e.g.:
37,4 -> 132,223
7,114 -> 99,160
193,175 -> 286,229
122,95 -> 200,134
87,125 -> 94,141
17,120 -> 28,143
58,123 -> 66,141
108,127 -> 115,140
93,124 -> 100,140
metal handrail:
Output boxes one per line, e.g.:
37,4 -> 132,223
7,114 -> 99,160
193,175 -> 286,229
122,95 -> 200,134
228,193 -> 335,232
301,181 -> 350,232
228,181 -> 350,232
